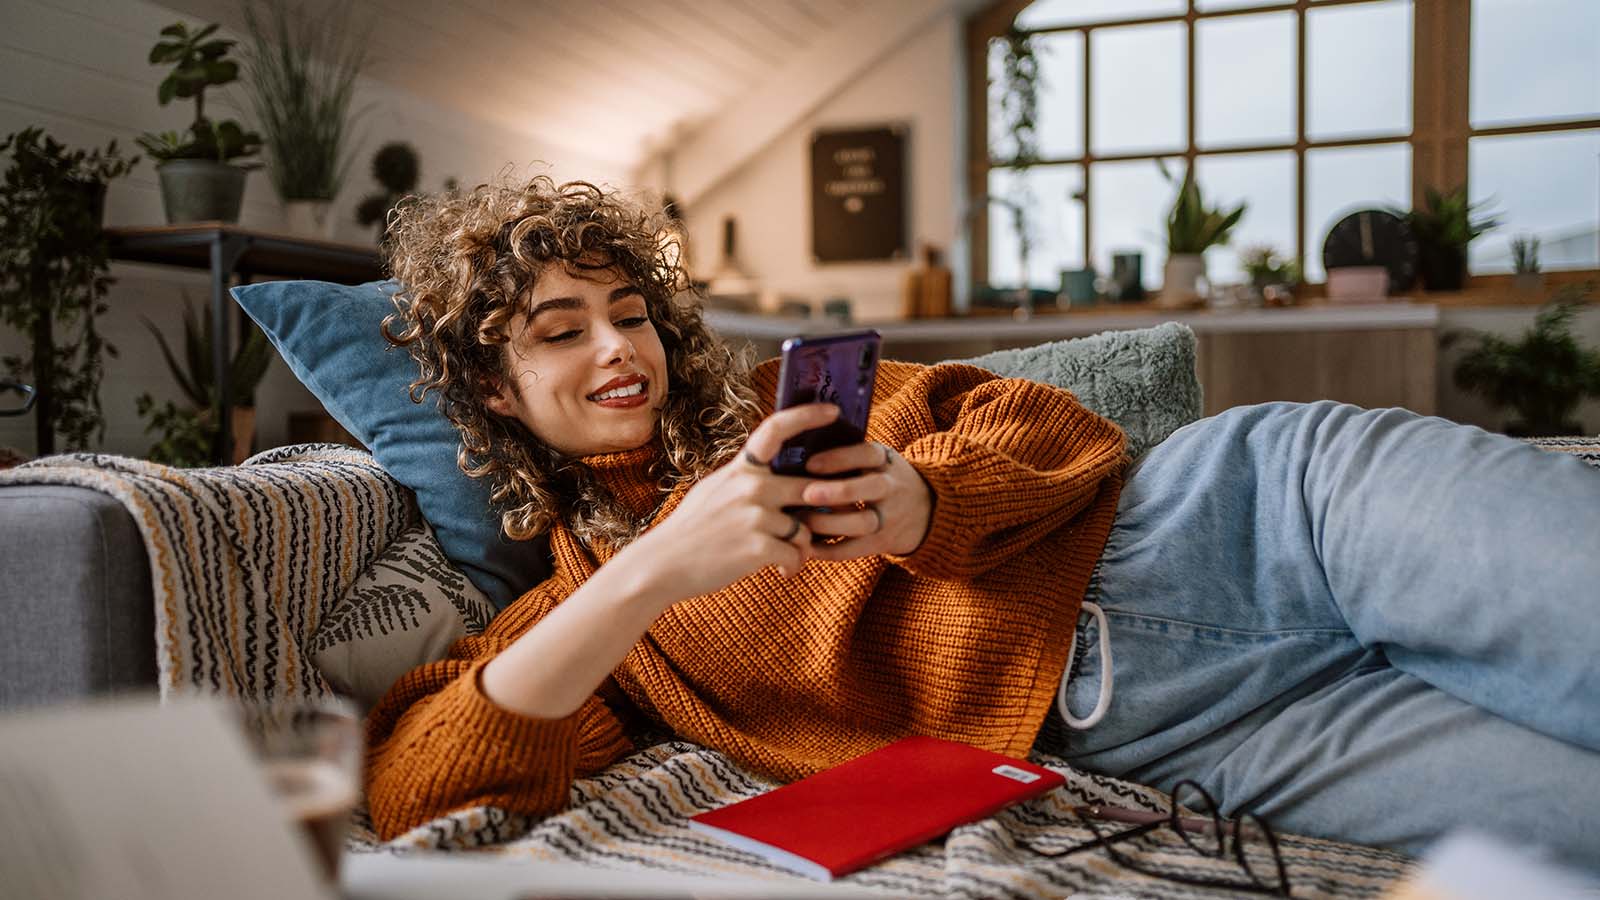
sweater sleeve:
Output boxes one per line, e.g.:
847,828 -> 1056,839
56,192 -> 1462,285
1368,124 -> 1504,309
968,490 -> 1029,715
880,362 -> 1128,580
363,632 -> 636,841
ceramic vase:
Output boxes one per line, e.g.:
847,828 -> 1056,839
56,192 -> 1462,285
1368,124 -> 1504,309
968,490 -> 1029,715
282,200 -> 335,240
1157,253 -> 1206,308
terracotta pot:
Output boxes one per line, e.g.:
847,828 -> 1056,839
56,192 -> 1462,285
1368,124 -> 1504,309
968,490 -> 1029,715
229,406 -> 256,466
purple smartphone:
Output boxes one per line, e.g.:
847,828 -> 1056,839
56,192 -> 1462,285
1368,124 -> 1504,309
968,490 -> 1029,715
770,329 -> 882,478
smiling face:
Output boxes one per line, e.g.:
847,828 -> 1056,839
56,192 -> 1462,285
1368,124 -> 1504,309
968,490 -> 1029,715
485,264 -> 669,457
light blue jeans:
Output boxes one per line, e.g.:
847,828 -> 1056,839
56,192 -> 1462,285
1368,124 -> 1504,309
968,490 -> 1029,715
1039,401 -> 1600,876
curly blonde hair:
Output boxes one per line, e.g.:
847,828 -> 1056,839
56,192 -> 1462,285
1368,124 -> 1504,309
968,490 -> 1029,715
381,175 -> 760,548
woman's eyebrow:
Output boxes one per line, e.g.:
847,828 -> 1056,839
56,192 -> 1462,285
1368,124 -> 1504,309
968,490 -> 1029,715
527,286 -> 641,321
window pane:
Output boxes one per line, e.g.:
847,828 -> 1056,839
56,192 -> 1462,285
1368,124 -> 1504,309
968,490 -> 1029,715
1197,0 -> 1287,10
1090,159 -> 1175,291
1194,151 -> 1297,285
1471,0 -> 1600,128
1016,0 -> 1184,29
988,164 -> 1086,290
1304,143 -> 1411,282
1308,0 -> 1412,141
1036,32 -> 1085,159
1198,12 -> 1296,149
1092,23 -> 1187,156
1469,130 -> 1600,273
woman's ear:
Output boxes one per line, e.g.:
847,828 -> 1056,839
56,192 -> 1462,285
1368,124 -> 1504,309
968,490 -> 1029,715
482,377 -> 515,419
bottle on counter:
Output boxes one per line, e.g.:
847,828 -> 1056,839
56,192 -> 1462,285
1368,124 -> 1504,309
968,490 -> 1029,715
900,243 -> 953,319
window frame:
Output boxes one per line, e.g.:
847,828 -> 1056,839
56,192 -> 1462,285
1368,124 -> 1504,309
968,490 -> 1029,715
965,0 -> 1600,296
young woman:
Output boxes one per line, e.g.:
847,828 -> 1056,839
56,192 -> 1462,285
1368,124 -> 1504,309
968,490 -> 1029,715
367,177 -> 1600,875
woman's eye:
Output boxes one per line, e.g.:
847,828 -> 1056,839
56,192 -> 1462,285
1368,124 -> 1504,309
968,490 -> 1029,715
616,316 -> 649,328
543,329 -> 582,344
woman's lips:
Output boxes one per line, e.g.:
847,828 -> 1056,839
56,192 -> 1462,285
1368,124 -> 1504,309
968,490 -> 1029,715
591,392 -> 649,409
588,379 -> 650,409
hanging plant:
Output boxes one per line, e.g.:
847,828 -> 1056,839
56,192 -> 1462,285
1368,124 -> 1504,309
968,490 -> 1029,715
0,128 -> 137,454
989,27 -> 1042,295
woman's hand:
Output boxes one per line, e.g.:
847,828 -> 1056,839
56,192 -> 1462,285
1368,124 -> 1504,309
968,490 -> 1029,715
795,440 -> 932,560
620,403 -> 840,604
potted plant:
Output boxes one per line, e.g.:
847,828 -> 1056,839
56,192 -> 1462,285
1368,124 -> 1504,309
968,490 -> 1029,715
356,142 -> 421,245
136,22 -> 263,224
0,128 -> 137,456
139,296 -> 274,464
1443,284 -> 1600,436
1511,234 -> 1543,295
240,0 -> 369,239
1398,185 -> 1500,292
1240,244 -> 1302,306
1159,163 -> 1246,309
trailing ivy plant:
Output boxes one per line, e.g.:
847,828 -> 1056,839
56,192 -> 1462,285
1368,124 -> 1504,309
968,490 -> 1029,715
990,27 -> 1041,289
0,128 -> 137,454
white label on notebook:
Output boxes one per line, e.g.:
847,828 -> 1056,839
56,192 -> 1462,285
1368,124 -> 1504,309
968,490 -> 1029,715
991,764 -> 1041,784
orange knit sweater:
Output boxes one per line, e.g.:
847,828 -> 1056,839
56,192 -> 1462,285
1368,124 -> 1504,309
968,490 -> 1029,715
365,359 -> 1127,840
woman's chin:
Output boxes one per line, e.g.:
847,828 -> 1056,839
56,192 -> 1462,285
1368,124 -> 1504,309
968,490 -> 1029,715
590,424 -> 658,455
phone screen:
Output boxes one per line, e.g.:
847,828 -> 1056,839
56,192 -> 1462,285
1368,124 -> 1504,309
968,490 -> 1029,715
770,330 -> 881,478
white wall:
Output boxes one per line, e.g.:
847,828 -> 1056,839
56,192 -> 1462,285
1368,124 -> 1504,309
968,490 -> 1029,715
673,12 -> 965,323
0,0 -> 622,459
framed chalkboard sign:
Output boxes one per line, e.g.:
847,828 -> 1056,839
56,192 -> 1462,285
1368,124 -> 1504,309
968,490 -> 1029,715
811,126 -> 907,263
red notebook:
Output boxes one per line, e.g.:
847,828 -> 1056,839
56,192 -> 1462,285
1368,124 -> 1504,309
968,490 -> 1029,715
688,736 -> 1065,881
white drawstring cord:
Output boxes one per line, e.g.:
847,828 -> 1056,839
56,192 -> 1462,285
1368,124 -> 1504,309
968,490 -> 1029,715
1057,601 -> 1113,730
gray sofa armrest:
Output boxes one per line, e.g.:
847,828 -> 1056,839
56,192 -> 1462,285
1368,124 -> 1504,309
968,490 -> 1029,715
0,484 -> 156,708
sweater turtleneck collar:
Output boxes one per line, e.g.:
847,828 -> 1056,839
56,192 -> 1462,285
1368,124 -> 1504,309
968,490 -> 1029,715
577,442 -> 665,520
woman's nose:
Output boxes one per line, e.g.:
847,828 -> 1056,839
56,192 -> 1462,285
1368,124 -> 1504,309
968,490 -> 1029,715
598,322 -> 635,366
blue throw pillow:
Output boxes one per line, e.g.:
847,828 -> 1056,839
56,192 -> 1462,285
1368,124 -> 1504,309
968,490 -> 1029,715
233,279 -> 549,609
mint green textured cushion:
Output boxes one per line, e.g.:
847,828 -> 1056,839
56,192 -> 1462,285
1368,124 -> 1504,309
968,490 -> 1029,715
951,322 -> 1203,459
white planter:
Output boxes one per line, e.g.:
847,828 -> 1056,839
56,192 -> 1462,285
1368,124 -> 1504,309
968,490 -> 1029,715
1157,253 -> 1207,308
282,200 -> 336,240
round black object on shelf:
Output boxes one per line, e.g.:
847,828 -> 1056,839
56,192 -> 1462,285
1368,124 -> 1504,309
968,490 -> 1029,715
1322,209 -> 1418,293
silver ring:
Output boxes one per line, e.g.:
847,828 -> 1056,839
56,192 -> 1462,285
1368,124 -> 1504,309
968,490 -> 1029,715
744,450 -> 767,469
868,505 -> 883,534
780,515 -> 802,542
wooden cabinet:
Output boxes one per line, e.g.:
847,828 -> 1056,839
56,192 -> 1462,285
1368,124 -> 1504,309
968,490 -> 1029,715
1198,328 -> 1435,416
707,303 -> 1440,417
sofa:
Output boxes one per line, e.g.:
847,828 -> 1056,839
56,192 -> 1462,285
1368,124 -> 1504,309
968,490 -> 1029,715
9,314 -> 1590,894
0,483 -> 157,706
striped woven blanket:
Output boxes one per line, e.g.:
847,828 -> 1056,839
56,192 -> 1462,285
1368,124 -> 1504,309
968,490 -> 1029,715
355,741 -> 1412,898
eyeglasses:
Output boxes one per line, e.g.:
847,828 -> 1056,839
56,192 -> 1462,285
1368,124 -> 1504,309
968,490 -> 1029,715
1018,779 -> 1292,896
0,381 -> 35,418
